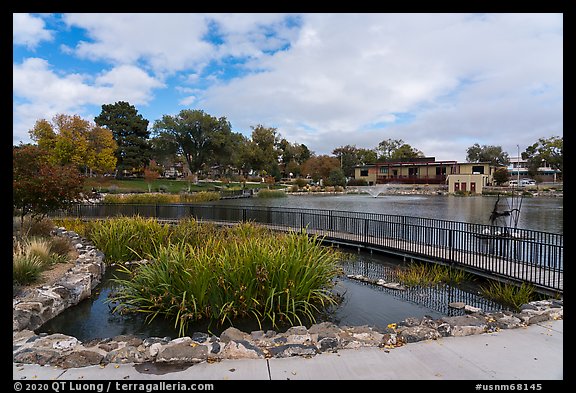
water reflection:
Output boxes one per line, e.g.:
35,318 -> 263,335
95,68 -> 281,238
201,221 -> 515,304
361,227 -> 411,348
37,250 -> 510,341
338,251 -> 509,319
214,194 -> 563,234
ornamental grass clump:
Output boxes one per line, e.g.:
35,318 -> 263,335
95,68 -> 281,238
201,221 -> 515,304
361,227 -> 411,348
108,222 -> 342,336
395,262 -> 474,287
87,216 -> 172,263
480,281 -> 537,311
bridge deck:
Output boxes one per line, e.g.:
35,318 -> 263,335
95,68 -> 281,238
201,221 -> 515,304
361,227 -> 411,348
198,220 -> 563,294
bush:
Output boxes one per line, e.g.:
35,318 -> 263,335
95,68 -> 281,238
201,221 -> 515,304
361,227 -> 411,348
257,189 -> 286,198
347,178 -> 368,186
106,221 -> 343,336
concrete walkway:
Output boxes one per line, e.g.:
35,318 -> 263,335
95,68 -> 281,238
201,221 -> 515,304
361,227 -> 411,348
13,319 -> 563,381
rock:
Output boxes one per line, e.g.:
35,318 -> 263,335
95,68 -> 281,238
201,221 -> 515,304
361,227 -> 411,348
156,338 -> 208,363
267,344 -> 318,358
220,327 -> 249,343
318,337 -> 339,352
220,340 -> 264,359
464,305 -> 482,313
59,350 -> 104,368
398,326 -> 441,343
448,301 -> 466,309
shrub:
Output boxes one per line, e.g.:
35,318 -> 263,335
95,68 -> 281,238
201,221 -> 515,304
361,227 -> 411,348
480,281 -> 538,311
257,189 -> 286,198
86,216 -> 172,263
108,222 -> 342,336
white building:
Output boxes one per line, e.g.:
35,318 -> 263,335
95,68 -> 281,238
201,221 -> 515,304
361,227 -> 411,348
507,156 -> 561,182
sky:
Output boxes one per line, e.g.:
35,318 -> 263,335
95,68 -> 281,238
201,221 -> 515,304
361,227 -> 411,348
13,13 -> 563,162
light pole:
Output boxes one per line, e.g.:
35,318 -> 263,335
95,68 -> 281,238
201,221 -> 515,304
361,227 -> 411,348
517,144 -> 520,186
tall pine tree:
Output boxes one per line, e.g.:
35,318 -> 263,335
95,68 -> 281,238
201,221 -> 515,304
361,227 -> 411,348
95,101 -> 150,177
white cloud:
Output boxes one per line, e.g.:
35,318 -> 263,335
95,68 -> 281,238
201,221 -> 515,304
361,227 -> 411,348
62,13 -> 214,76
196,13 -> 562,160
12,13 -> 562,162
13,13 -> 54,49
13,58 -> 164,143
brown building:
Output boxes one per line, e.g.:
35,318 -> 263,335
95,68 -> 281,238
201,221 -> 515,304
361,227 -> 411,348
354,157 -> 499,194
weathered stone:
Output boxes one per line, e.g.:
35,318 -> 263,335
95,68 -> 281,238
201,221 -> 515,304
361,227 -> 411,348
318,337 -> 339,352
220,327 -> 249,343
399,317 -> 421,327
32,334 -> 79,351
191,332 -> 209,343
285,325 -> 308,335
464,305 -> 482,313
156,339 -> 208,363
494,314 -> 523,329
448,301 -> 466,309
59,350 -> 103,368
268,344 -> 318,358
143,337 -> 170,347
220,340 -> 264,359
98,342 -> 119,352
308,322 -> 341,336
105,345 -> 149,364
14,348 -> 61,365
398,326 -> 441,343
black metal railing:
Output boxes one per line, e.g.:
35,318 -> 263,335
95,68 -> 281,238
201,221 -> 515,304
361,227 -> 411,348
51,203 -> 563,293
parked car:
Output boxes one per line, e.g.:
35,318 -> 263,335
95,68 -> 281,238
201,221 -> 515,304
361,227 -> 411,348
509,179 -> 536,187
521,178 -> 536,186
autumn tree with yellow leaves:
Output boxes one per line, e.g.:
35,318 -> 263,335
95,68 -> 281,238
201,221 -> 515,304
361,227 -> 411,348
29,114 -> 117,176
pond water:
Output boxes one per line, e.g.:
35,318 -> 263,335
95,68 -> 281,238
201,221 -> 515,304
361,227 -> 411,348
213,194 -> 563,234
37,249 -> 509,341
37,193 -> 560,341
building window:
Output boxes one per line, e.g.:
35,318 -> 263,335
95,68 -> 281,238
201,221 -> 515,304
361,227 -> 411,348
379,167 -> 388,174
436,166 -> 446,176
360,169 -> 369,177
472,165 -> 485,174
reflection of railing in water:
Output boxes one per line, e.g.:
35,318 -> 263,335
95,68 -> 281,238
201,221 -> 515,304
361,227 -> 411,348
340,257 -> 509,317
51,203 -> 563,294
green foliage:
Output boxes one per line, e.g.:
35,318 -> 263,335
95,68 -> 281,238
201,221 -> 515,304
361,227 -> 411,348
95,101 -> 151,173
480,281 -> 538,311
13,144 -> 84,222
12,234 -> 74,285
86,216 -> 172,263
523,136 -> 563,179
101,191 -> 221,204
395,262 -> 474,287
466,143 -> 510,166
153,109 -> 235,175
257,189 -> 287,198
97,220 -> 342,336
492,167 -> 510,185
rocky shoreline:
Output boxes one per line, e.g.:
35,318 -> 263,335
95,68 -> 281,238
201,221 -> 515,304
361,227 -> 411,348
13,228 -> 563,369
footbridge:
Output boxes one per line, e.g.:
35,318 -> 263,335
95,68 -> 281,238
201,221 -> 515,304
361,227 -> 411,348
53,204 -> 563,296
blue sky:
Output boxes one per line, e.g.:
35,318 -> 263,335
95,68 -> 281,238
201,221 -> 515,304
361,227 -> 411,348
13,13 -> 563,162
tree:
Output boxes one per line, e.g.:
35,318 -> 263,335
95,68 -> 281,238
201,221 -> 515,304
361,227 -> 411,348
492,167 -> 510,186
301,155 -> 340,183
248,125 -> 281,179
143,160 -> 162,192
332,145 -> 378,177
522,136 -> 562,179
466,143 -> 510,166
377,138 -> 423,161
325,167 -> 347,187
29,114 -> 117,175
13,144 -> 84,224
152,109 -> 234,175
94,101 -> 151,176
